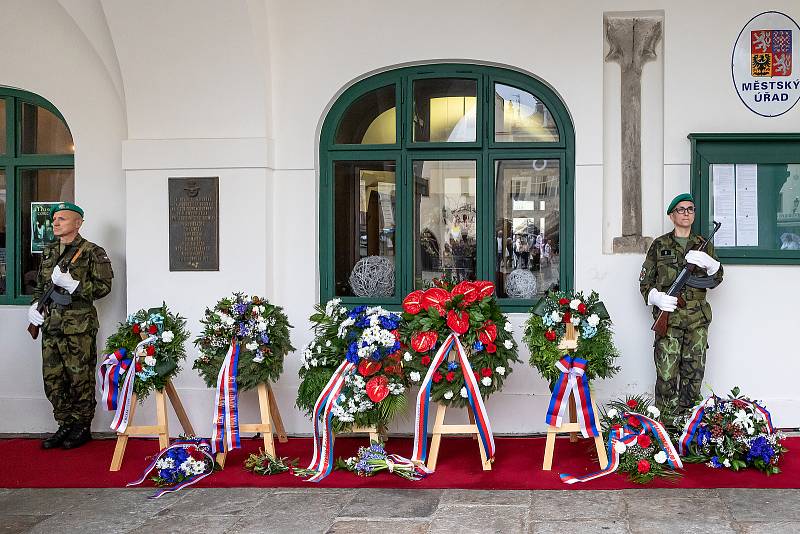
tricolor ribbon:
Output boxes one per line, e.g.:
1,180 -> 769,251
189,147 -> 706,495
304,359 -> 355,482
98,336 -> 158,433
127,438 -> 215,498
678,396 -> 774,456
559,411 -> 683,484
545,355 -> 599,438
411,333 -> 496,469
384,453 -> 432,480
211,340 -> 241,454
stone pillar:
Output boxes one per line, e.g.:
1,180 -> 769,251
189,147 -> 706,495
606,16 -> 662,253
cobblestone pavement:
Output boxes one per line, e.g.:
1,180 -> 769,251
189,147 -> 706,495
1,487 -> 799,533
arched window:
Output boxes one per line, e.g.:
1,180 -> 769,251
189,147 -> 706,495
319,64 -> 574,311
0,88 -> 74,304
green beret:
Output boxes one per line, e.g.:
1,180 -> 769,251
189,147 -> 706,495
667,193 -> 694,214
49,201 -> 84,220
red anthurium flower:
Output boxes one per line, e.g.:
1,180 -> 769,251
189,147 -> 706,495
626,399 -> 638,409
481,367 -> 492,377
148,324 -> 158,335
562,312 -> 571,323
627,415 -> 641,428
473,280 -> 496,300
402,290 -> 425,315
132,324 -> 140,334
146,345 -> 156,356
637,434 -> 652,448
383,364 -> 402,376
421,355 -> 431,366
578,303 -> 587,314
451,281 -> 478,305
446,310 -> 470,335
486,342 -> 497,354
411,331 -> 438,353
446,371 -> 456,382
432,372 -> 443,383
544,330 -> 557,342
558,298 -> 570,305
477,321 -> 497,345
358,359 -> 382,377
637,459 -> 651,474
422,287 -> 450,315
365,375 -> 390,403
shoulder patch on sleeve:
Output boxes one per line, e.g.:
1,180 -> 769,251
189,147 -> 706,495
639,267 -> 647,282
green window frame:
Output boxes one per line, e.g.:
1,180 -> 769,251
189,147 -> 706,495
690,133 -> 800,265
0,88 -> 74,305
320,64 -> 575,312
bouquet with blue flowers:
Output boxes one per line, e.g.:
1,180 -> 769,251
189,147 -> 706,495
127,437 -> 216,498
337,442 -> 429,480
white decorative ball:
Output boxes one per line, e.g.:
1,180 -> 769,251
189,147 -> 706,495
349,256 -> 395,297
505,269 -> 537,298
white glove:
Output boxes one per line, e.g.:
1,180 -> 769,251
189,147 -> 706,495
28,302 -> 44,326
648,288 -> 678,312
51,265 -> 80,294
685,250 -> 720,276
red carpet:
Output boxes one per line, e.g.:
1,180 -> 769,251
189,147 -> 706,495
1,436 -> 797,490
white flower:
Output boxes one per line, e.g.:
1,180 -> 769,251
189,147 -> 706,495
460,387 -> 468,398
587,314 -> 600,327
503,339 -> 513,350
569,299 -> 581,310
403,352 -> 412,362
614,441 -> 627,454
549,311 -> 562,323
161,330 -> 174,343
570,316 -> 581,325
325,340 -> 332,347
723,459 -> 731,468
504,322 -> 513,332
647,406 -> 661,418
409,371 -> 421,382
144,356 -> 157,367
481,377 -> 492,387
495,366 -> 506,376
654,451 -> 667,464
256,321 -> 267,332
444,391 -> 454,400
245,342 -> 258,351
607,408 -> 618,418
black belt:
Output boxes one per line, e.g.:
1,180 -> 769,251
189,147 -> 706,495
50,301 -> 93,310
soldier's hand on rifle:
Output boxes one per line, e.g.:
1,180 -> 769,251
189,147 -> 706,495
28,302 -> 44,326
647,289 -> 678,312
685,250 -> 720,275
51,265 -> 80,294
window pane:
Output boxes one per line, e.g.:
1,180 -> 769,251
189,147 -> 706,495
334,161 -> 396,297
494,159 -> 560,299
20,103 -> 74,154
494,83 -> 559,143
20,169 -> 75,295
413,79 -> 477,142
335,85 -> 396,144
0,170 -> 6,295
413,160 -> 477,287
0,100 -> 6,154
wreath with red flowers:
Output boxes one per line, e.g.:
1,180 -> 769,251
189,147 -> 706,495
398,279 -> 520,408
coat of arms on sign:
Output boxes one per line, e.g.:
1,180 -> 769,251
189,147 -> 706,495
751,29 -> 793,77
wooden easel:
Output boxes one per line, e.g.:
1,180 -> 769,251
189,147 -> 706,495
542,324 -> 608,470
342,426 -> 381,444
109,380 -> 195,471
215,382 -> 287,468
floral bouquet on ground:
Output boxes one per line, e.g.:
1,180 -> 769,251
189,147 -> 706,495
102,303 -> 189,400
523,290 -> 619,385
675,387 -> 786,475
600,395 -> 682,484
399,278 -> 519,406
126,437 -> 216,498
296,300 -> 407,433
336,441 -> 430,480
243,450 -> 298,476
193,293 -> 294,391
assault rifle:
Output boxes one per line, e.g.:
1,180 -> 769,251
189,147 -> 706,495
27,245 -> 84,340
651,221 -> 722,337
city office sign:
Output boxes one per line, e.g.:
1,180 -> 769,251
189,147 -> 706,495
732,11 -> 800,117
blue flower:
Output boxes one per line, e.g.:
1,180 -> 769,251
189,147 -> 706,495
238,323 -> 251,338
696,425 -> 711,446
710,456 -> 722,468
391,341 -> 401,353
380,316 -> 399,330
447,362 -> 458,371
372,349 -> 382,361
473,341 -> 484,352
746,436 -> 775,464
260,333 -> 270,344
233,302 -> 249,316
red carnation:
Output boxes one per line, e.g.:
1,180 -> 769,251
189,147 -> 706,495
135,361 -> 143,372
481,367 -> 492,378
432,372 -> 443,383
132,324 -> 140,334
562,312 -> 571,323
626,399 -> 638,409
558,298 -> 569,305
148,324 -> 158,335
391,329 -> 400,341
637,459 -> 651,474
545,330 -> 557,342
637,434 -> 652,448
627,415 -> 641,428
421,356 -> 431,366
146,345 -> 156,356
446,371 -> 456,382
578,303 -> 587,314
486,343 -> 497,354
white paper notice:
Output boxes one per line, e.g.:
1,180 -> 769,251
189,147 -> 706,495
735,164 -> 759,246
712,164 -> 736,247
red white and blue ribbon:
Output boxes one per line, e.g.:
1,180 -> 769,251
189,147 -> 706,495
211,340 -> 241,454
678,396 -> 774,455
411,333 -> 495,469
560,411 -> 682,484
98,336 -> 157,433
127,438 -> 215,499
545,355 -> 599,438
304,359 -> 355,482
384,453 -> 432,480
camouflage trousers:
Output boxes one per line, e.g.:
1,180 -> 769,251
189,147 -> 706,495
653,319 -> 709,420
42,331 -> 98,427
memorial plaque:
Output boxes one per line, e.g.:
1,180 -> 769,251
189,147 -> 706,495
169,177 -> 219,271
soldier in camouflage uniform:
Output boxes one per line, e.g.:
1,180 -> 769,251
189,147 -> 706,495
28,202 -> 113,449
639,193 -> 723,421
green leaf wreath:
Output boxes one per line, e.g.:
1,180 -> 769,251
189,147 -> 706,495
296,301 -> 408,434
193,293 -> 294,391
103,303 -> 190,400
523,290 -> 619,385
398,278 -> 520,408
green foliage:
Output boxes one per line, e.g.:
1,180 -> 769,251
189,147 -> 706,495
243,450 -> 298,475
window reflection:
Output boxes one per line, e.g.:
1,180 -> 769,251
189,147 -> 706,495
0,171 -> 6,295
20,103 -> 74,154
413,79 -> 477,142
335,85 -> 396,144
772,164 -> 800,250
413,160 -> 477,287
494,83 -> 559,143
494,159 -> 560,298
0,101 -> 6,153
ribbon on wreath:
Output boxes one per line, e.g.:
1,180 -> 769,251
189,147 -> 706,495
559,411 -> 683,484
411,333 -> 495,469
304,359 -> 356,482
678,396 -> 774,455
545,355 -> 599,438
127,438 -> 215,498
98,335 -> 158,433
211,340 -> 241,454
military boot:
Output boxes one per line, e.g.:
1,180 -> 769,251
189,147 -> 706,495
62,426 -> 92,449
42,425 -> 72,449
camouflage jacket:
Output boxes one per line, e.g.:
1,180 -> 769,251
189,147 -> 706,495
639,231 -> 723,326
32,234 -> 114,335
